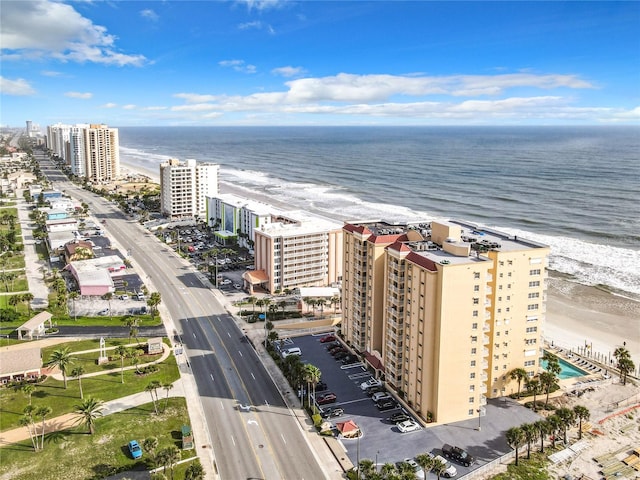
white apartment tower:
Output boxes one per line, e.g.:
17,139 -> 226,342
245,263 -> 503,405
160,159 -> 219,219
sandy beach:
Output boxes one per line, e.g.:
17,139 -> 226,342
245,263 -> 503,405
119,162 -> 640,371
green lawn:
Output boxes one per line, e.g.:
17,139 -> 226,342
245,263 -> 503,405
0,342 -> 179,432
55,314 -> 162,327
0,397 -> 196,480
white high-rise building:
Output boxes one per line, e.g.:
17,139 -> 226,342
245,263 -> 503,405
68,124 -> 89,176
160,159 -> 219,219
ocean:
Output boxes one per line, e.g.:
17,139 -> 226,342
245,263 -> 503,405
117,126 -> 640,298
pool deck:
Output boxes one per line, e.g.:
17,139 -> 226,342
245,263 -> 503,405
545,345 -> 613,391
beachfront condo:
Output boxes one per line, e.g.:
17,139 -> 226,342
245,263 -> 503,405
160,158 -> 219,220
342,219 -> 549,425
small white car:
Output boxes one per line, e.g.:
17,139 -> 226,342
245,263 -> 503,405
432,455 -> 457,478
281,347 -> 302,358
371,392 -> 391,403
360,378 -> 383,390
397,420 -> 421,433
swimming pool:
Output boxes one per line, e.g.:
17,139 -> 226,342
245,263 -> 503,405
541,356 -> 590,379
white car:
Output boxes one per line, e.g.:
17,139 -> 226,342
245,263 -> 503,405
399,458 -> 425,480
432,455 -> 457,478
397,420 -> 421,433
360,378 -> 383,390
281,347 -> 302,358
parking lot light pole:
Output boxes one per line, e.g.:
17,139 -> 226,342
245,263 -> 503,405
477,408 -> 482,431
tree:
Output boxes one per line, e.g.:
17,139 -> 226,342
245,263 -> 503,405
278,300 -> 287,319
35,405 -> 52,450
148,292 -> 162,318
184,459 -> 204,480
316,298 -> 327,317
247,296 -> 257,313
158,445 -> 181,480
47,346 -> 73,388
162,382 -> 174,412
556,407 -> 576,444
303,363 -> 322,409
21,292 -> 34,316
525,377 -> 541,411
69,291 -> 79,321
546,414 -> 562,448
415,453 -> 434,476
506,426 -> 525,466
146,381 -> 161,414
431,456 -> 447,479
114,345 -> 128,384
573,405 -> 590,440
521,423 -> 538,459
102,292 -> 113,320
543,351 -> 562,378
20,405 -> 38,451
539,371 -> 557,409
534,419 -> 551,453
618,357 -> 635,385
143,436 -> 160,467
21,383 -> 36,405
358,459 -> 375,478
71,366 -> 85,399
74,397 -> 105,434
262,297 -> 272,318
8,295 -> 20,311
509,368 -> 528,399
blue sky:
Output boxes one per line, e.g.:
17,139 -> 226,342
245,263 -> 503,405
1,0 -> 639,127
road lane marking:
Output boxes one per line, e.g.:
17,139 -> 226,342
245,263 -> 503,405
238,351 -> 243,357
192,333 -> 196,338
248,420 -> 258,426
281,434 -> 287,445
231,435 -> 235,446
210,374 -> 214,381
251,372 -> 255,380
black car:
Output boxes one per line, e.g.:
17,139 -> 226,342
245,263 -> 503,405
321,407 -> 344,418
365,386 -> 386,396
334,351 -> 349,360
388,412 -> 411,423
376,400 -> 399,411
316,381 -> 328,392
442,443 -> 475,467
341,355 -> 358,365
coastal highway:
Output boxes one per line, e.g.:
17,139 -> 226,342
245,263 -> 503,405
37,153 -> 327,479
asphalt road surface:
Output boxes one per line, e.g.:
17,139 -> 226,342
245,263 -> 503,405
38,154 -> 327,480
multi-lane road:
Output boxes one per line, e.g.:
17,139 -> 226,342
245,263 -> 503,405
37,153 -> 327,479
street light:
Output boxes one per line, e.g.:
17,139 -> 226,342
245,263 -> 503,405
476,408 -> 482,431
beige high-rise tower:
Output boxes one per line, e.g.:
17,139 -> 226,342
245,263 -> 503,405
83,124 -> 120,182
342,219 -> 549,425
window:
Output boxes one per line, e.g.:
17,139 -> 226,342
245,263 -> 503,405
470,385 -> 475,391
474,272 -> 480,279
528,292 -> 540,299
472,322 -> 478,329
470,360 -> 476,367
524,360 -> 535,367
470,372 -> 476,379
473,310 -> 479,317
530,269 -> 541,275
471,348 -> 477,355
469,397 -> 475,403
474,285 -> 480,292
526,326 -> 538,333
471,336 -> 478,343
528,304 -> 539,310
469,409 -> 474,415
529,281 -> 540,287
473,298 -> 479,305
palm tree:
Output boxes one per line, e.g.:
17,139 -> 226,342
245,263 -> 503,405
247,296 -> 257,313
114,345 -> 128,383
143,436 -> 159,467
35,405 -> 52,449
380,463 -> 396,477
506,426 -> 525,466
330,295 -> 341,313
158,445 -> 181,480
358,459 -> 375,478
21,292 -> 34,316
148,292 -> 162,318
268,303 -> 278,321
69,291 -> 79,320
539,371 -> 556,409
70,366 -> 86,399
534,419 -> 551,453
521,423 -> 538,459
431,456 -> 447,479
102,292 -> 113,319
184,459 -> 205,480
415,453 -> 434,477
21,383 -> 36,405
8,295 -> 20,312
47,346 -> 73,388
543,351 -> 562,377
573,405 -> 590,440
509,368 -> 528,399
547,414 -> 562,448
618,357 -> 635,385
262,297 -> 272,319
556,407 -> 576,444
162,382 -> 174,412
525,377 -> 541,411
19,414 -> 38,451
613,346 -> 630,365
278,300 -> 287,319
146,381 -> 161,414
74,396 -> 105,434
316,298 -> 327,317
303,363 -> 322,409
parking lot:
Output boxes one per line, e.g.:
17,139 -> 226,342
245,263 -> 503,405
278,333 -> 543,477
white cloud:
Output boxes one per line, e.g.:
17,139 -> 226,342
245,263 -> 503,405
0,0 -> 147,66
237,0 -> 287,12
174,93 -> 219,103
272,66 -> 306,78
123,104 -> 137,110
65,91 -> 92,99
102,103 -> 118,108
140,9 -> 159,22
0,76 -> 36,95
41,70 -> 64,77
219,59 -> 257,74
238,21 -> 263,30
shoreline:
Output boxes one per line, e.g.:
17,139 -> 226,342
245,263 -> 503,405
118,162 -> 640,370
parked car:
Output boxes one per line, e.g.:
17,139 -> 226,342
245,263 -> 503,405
320,407 -> 344,418
360,378 -> 383,390
325,341 -> 341,350
98,308 -> 109,316
134,292 -> 146,301
396,458 -> 425,480
128,440 -> 143,459
388,412 -> 411,424
371,392 -> 391,402
320,334 -> 337,343
316,381 -> 328,392
341,355 -> 359,365
442,444 -> 475,467
334,351 -> 349,360
376,400 -> 399,411
329,347 -> 347,356
119,294 -> 129,300
397,420 -> 421,433
316,392 -> 337,405
365,386 -> 387,396
431,454 -> 457,478
281,347 -> 302,358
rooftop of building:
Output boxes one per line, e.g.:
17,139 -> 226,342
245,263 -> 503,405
259,210 -> 343,236
212,193 -> 275,216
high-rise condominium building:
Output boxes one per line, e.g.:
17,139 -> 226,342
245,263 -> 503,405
160,159 -> 219,219
342,219 -> 549,425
